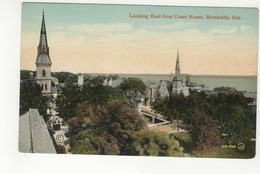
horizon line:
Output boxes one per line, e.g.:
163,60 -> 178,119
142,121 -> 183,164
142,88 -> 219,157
20,69 -> 257,77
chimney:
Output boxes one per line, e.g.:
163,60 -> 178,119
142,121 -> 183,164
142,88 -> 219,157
78,73 -> 84,87
29,72 -> 34,80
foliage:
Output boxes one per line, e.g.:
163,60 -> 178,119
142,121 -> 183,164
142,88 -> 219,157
133,130 -> 187,157
67,99 -> 147,155
108,74 -> 119,80
67,99 -> 188,157
212,93 -> 255,144
151,90 -> 255,154
81,76 -> 118,106
57,76 -> 129,121
56,82 -> 82,121
152,93 -> 187,130
69,130 -> 120,155
120,77 -> 146,95
213,92 -> 248,108
20,70 -> 35,80
120,77 -> 146,107
215,105 -> 254,144
184,91 -> 212,124
173,132 -> 255,158
190,111 -> 222,155
58,75 -> 192,156
20,80 -> 47,120
51,71 -> 77,83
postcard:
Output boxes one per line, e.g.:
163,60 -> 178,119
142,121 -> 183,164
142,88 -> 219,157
19,2 -> 257,158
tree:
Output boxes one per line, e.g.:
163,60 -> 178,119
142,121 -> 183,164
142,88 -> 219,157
190,111 -> 222,155
68,129 -> 120,155
120,77 -> 146,95
151,90 -> 222,155
151,93 -> 187,131
57,76 -> 129,121
81,76 -> 115,106
151,94 -> 167,114
184,91 -> 212,124
212,93 -> 255,144
92,99 -> 147,154
216,105 -> 254,144
20,80 -> 47,120
133,130 -> 187,157
56,82 -> 82,121
120,77 -> 146,107
51,71 -> 77,84
20,70 -> 35,80
67,99 -> 147,155
108,74 -> 119,80
166,93 -> 187,131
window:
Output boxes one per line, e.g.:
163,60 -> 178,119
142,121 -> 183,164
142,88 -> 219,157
42,70 -> 46,77
41,84 -> 44,90
45,84 -> 48,91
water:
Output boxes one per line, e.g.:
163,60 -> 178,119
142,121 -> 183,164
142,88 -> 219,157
118,74 -> 257,92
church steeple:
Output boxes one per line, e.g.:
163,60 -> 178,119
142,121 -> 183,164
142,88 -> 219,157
174,46 -> 181,81
35,10 -> 53,96
38,10 -> 49,55
36,10 -> 51,65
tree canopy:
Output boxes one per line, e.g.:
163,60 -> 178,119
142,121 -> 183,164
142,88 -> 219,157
133,131 -> 188,157
51,71 -> 77,84
66,98 -> 188,157
190,111 -> 222,155
67,99 -> 147,155
56,82 -> 82,121
120,77 -> 146,96
57,76 -> 144,121
20,80 -> 47,120
151,90 -> 256,153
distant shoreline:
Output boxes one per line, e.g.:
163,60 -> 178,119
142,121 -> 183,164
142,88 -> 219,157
81,73 -> 257,79
20,69 -> 257,79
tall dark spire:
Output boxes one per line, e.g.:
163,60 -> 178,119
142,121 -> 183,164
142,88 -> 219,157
36,10 -> 51,65
174,46 -> 181,81
38,9 -> 49,55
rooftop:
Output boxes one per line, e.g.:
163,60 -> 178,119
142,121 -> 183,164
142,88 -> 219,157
19,108 -> 56,153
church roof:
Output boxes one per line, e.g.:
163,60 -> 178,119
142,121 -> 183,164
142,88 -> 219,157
19,109 -> 56,153
156,80 -> 172,93
36,54 -> 52,65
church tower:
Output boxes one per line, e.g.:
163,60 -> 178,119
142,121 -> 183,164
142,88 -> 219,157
35,10 -> 52,96
172,47 -> 189,96
174,47 -> 181,81
172,47 -> 182,94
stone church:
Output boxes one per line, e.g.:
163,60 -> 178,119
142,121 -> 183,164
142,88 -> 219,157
34,11 -> 58,97
150,47 -> 189,103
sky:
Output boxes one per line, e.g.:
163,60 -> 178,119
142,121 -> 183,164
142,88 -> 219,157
20,3 -> 259,75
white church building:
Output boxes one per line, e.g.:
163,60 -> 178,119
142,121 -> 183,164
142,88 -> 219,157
34,11 -> 58,98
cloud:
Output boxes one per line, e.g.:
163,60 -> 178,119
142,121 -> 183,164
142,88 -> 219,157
141,21 -> 197,31
209,26 -> 238,34
240,25 -> 252,32
65,23 -> 133,34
